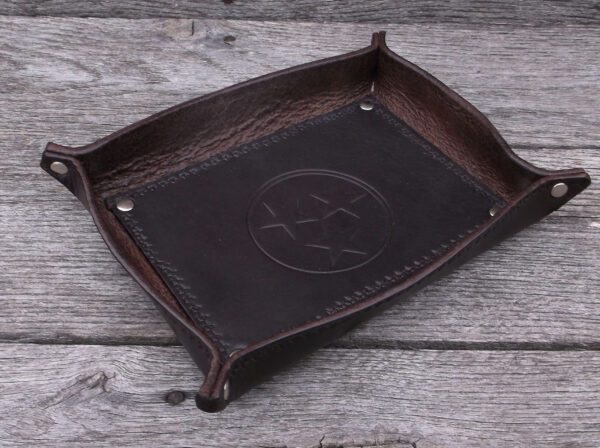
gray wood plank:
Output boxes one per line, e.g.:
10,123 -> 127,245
0,0 -> 598,26
1,344 -> 599,447
1,18 -> 598,148
0,18 -> 598,346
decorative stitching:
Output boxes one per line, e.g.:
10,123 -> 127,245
118,211 -> 228,354
233,217 -> 487,350
114,100 -> 501,205
119,106 -> 357,200
374,106 -> 502,203
109,99 -> 503,354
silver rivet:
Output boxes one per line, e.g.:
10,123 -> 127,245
116,198 -> 134,212
489,206 -> 499,217
223,380 -> 230,401
551,182 -> 568,198
360,101 -> 374,111
49,161 -> 68,175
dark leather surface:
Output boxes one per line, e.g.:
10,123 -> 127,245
110,99 -> 500,352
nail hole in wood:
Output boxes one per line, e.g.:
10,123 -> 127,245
165,390 -> 186,405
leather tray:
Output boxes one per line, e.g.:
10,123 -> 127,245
41,32 -> 590,412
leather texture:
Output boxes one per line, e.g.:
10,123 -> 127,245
40,31 -> 590,412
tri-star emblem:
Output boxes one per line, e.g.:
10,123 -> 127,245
248,170 -> 391,273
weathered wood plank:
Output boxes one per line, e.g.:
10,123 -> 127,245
0,344 -> 599,447
0,18 -> 598,346
1,19 -> 598,148
0,0 -> 598,26
1,13 -> 597,448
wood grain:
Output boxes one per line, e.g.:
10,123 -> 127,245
0,13 -> 599,448
1,343 -> 599,447
0,18 -> 598,347
0,0 -> 598,26
1,18 -> 598,148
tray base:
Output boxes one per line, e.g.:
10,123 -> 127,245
109,99 -> 501,352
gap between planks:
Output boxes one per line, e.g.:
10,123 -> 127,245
4,337 -> 600,352
0,0 -> 598,27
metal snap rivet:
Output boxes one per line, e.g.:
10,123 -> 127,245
551,182 -> 568,198
49,161 -> 69,175
116,198 -> 134,212
223,380 -> 230,401
489,206 -> 500,217
360,100 -> 374,111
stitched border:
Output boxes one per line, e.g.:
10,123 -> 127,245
117,211 -> 228,354
244,217 -> 487,344
109,99 -> 502,353
117,105 -> 357,200
112,100 -> 501,204
374,107 -> 502,203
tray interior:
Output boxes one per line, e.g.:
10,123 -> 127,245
109,98 -> 501,352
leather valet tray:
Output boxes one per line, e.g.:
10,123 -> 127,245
41,32 -> 590,412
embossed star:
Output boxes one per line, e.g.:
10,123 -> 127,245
305,226 -> 367,267
258,200 -> 319,240
310,192 -> 366,220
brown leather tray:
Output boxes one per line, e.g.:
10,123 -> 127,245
41,32 -> 590,412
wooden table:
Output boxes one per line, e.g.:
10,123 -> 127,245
1,2 -> 598,447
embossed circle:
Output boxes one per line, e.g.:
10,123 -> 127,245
247,169 -> 392,274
